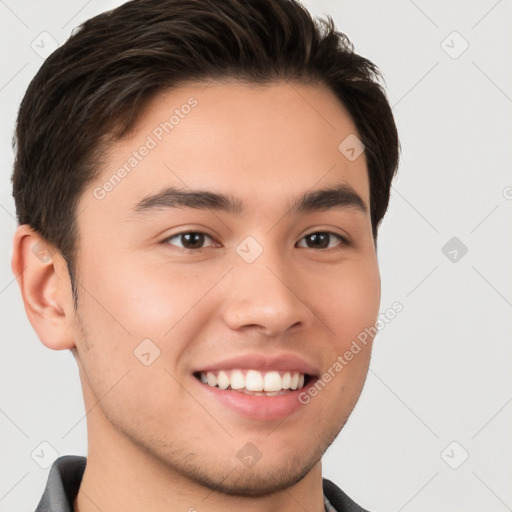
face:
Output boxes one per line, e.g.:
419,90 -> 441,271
71,80 -> 380,495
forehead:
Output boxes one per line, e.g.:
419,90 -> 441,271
81,80 -> 369,221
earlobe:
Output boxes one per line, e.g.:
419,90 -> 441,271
11,225 -> 76,351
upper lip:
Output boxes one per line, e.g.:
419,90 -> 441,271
192,353 -> 319,377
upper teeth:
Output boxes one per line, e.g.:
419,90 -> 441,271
199,370 -> 305,392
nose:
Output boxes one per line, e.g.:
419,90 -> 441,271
220,247 -> 315,337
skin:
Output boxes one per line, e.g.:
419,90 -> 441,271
12,80 -> 380,512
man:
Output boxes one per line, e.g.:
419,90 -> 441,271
10,0 -> 399,510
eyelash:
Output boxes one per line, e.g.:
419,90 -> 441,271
162,230 -> 348,251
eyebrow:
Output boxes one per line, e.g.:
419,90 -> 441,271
128,182 -> 367,219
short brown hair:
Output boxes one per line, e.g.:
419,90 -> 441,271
11,0 -> 399,307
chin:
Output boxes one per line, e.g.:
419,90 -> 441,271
185,453 -> 318,497
165,431 -> 336,498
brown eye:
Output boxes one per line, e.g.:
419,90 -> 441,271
297,232 -> 345,249
164,232 -> 215,250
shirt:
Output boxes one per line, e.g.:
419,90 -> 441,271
35,456 -> 370,512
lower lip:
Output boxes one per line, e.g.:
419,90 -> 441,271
195,377 -> 314,421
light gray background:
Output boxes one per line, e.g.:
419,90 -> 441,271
1,1 -> 511,511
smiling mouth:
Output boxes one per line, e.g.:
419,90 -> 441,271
193,369 -> 311,396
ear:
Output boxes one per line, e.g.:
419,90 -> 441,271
11,225 -> 76,350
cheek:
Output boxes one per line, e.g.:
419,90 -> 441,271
314,257 -> 380,345
302,261 -> 379,427
306,256 -> 379,410
72,255 -> 230,397
77,252 -> 214,341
